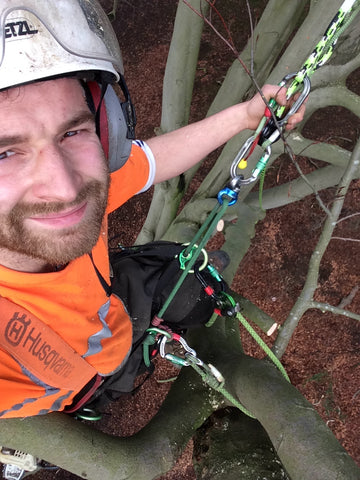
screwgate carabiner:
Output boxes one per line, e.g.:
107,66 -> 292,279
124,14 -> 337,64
230,143 -> 272,185
228,73 -> 311,186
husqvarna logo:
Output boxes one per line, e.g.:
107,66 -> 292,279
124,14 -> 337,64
4,313 -> 75,378
5,19 -> 39,40
5,313 -> 30,346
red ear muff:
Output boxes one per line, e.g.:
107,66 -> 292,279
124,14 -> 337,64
84,80 -> 133,173
86,81 -> 110,159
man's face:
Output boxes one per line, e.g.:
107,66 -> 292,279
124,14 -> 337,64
0,78 -> 110,271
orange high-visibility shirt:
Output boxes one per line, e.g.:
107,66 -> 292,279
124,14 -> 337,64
0,142 -> 153,418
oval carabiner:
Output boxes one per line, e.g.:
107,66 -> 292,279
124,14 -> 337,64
259,74 -> 311,146
279,74 -> 311,125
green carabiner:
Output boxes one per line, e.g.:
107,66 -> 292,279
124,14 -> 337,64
178,249 -> 193,270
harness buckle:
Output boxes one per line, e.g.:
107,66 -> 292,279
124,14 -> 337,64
1,447 -> 38,479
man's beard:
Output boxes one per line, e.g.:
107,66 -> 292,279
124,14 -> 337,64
0,177 -> 110,266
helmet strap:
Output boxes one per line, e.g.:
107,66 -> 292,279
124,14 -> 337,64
118,74 -> 136,140
81,80 -> 109,156
95,82 -> 108,139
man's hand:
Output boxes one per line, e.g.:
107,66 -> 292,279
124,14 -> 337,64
148,83 -> 308,184
244,84 -> 308,132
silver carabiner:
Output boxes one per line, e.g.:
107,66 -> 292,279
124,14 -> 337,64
159,334 -> 169,358
238,144 -> 272,185
159,333 -> 198,362
230,135 -> 255,179
231,142 -> 272,185
176,335 -> 197,357
255,74 -> 311,148
229,73 -> 310,186
276,73 -> 311,126
184,352 -> 204,367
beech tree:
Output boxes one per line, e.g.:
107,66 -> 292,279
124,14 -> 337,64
1,1 -> 360,479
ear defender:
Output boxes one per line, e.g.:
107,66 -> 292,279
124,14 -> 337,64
86,81 -> 110,158
85,80 -> 134,172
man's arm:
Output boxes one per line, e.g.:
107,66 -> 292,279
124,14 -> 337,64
147,85 -> 306,184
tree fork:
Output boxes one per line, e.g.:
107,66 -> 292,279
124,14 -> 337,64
189,319 -> 360,480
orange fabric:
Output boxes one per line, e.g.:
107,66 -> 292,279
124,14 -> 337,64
0,143 -> 150,418
0,297 -> 97,389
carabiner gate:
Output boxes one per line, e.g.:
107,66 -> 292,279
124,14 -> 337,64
277,73 -> 311,125
230,144 -> 272,185
230,135 -> 255,179
259,74 -> 311,146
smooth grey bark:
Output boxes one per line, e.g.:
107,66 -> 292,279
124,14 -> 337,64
138,0 -> 360,245
246,164 -> 354,210
138,0 -> 308,243
193,408 -> 291,480
0,370 -> 216,480
137,0 -> 209,243
1,320 -> 359,480
190,321 -> 360,480
207,0 -> 307,115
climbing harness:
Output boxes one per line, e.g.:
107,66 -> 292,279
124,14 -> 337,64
141,0 -> 360,418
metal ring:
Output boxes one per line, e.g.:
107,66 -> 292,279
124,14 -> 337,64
217,187 -> 238,206
75,407 -> 102,421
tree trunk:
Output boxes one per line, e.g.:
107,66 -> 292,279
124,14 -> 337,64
1,320 -> 359,480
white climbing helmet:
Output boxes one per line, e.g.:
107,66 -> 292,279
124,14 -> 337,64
0,0 -> 123,90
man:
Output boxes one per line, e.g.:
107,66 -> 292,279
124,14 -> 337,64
0,0 -> 305,419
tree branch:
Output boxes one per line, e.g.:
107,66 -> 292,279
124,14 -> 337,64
137,0 -> 209,242
190,319 -> 360,480
310,301 -> 360,321
1,312 -> 359,480
273,136 -> 360,358
0,367 -> 217,480
246,164 -> 352,210
332,236 -> 360,242
272,132 -> 352,167
337,212 -> 360,224
308,85 -> 360,118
